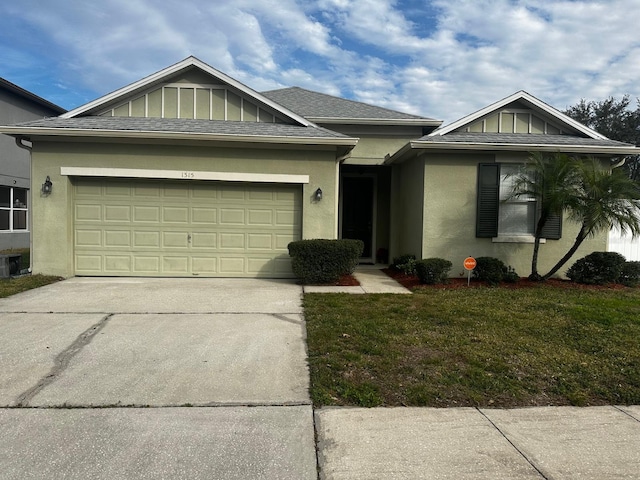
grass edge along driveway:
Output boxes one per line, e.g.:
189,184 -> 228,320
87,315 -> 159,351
304,286 -> 640,408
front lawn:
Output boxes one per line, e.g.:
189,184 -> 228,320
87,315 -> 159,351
304,285 -> 640,408
0,274 -> 62,298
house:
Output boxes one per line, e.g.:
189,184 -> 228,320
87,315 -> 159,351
0,78 -> 65,251
0,57 -> 637,278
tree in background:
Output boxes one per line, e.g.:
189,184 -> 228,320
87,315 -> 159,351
564,96 -> 640,181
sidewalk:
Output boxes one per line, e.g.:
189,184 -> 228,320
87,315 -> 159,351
315,406 -> 640,479
303,265 -> 411,294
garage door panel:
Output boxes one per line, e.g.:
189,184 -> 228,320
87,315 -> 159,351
133,256 -> 160,273
105,255 -> 132,272
76,255 -> 102,272
192,257 -> 217,273
104,205 -> 131,222
191,232 -> 217,248
76,229 -> 102,247
162,207 -> 189,223
76,204 -> 102,222
133,206 -> 161,222
104,230 -> 132,247
74,179 -> 300,277
191,207 -> 217,224
220,209 -> 245,224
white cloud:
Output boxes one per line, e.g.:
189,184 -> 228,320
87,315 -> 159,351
1,0 -> 638,123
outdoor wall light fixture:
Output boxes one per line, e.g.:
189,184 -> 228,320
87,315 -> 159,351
314,187 -> 323,201
42,176 -> 52,195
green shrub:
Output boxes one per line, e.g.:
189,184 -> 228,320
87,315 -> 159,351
415,258 -> 452,285
472,257 -> 514,286
392,254 -> 417,275
566,252 -> 626,285
619,261 -> 640,287
288,239 -> 364,284
502,266 -> 520,283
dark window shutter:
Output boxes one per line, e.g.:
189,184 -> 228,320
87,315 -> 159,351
540,213 -> 562,239
476,163 -> 499,238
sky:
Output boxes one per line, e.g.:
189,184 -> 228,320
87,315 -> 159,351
1,0 -> 639,124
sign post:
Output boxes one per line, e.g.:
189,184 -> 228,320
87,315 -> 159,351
463,257 -> 477,286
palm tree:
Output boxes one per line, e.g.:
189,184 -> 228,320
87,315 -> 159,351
509,154 -> 640,280
508,152 -> 582,280
542,157 -> 640,279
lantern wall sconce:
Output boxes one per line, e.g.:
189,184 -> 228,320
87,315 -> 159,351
42,176 -> 52,195
314,187 -> 323,201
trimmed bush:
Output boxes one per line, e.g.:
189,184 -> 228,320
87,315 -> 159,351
288,239 -> 364,284
415,258 -> 452,285
566,251 -> 626,285
392,254 -> 417,275
619,261 -> 640,287
472,257 -> 518,286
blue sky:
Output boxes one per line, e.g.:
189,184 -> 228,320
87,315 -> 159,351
1,0 -> 639,124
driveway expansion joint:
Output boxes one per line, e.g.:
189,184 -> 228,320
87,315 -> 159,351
13,313 -> 114,407
614,405 -> 640,423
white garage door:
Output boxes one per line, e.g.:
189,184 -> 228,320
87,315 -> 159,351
73,178 -> 301,277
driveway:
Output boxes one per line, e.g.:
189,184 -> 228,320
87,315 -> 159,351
0,277 -> 316,479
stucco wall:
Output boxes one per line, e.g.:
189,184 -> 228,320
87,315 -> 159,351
389,157 -> 425,260
421,152 -> 607,278
30,140 -> 339,277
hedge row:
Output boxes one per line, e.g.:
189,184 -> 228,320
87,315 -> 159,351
288,239 -> 364,284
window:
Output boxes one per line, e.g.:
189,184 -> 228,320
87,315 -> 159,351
476,164 -> 561,240
498,164 -> 536,236
0,187 -> 28,231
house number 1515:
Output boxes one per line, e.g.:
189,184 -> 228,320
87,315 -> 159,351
182,171 -> 195,178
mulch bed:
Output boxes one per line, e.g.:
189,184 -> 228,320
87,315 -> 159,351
382,267 -> 631,291
302,274 -> 360,286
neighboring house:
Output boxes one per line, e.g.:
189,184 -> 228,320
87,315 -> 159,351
0,78 -> 65,251
0,57 -> 637,278
609,228 -> 640,261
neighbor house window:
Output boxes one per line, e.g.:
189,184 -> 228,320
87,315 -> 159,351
476,163 -> 561,240
0,187 -> 28,231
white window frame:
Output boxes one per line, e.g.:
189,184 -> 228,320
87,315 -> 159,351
0,187 -> 29,232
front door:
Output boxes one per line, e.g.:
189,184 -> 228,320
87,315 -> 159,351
341,176 -> 374,260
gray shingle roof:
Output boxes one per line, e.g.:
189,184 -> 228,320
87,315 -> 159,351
8,116 -> 351,139
422,132 -> 635,148
262,87 -> 439,123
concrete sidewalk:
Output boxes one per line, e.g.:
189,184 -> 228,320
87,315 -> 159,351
304,265 -> 411,294
316,406 -> 640,479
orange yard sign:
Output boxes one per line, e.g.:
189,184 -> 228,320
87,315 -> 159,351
464,257 -> 477,270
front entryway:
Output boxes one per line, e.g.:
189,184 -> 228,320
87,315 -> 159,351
340,175 -> 375,260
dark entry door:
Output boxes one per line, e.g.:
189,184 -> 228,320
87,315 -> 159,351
342,176 -> 374,259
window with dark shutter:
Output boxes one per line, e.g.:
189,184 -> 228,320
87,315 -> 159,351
476,164 -> 499,237
540,213 -> 562,239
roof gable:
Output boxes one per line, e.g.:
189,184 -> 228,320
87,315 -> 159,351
429,91 -> 607,140
61,57 -> 312,127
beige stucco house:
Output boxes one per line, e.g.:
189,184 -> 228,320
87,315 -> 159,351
1,57 -> 637,278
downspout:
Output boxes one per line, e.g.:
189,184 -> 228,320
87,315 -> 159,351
14,137 -> 33,273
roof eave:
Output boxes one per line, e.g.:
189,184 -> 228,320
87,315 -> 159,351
385,140 -> 639,164
0,125 -> 359,147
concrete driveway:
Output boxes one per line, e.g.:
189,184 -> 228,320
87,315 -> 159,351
0,277 -> 316,479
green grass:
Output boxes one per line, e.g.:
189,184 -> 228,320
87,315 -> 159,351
0,274 -> 62,298
304,286 -> 640,408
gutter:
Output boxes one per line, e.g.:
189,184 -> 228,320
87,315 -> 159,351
0,126 -> 359,147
